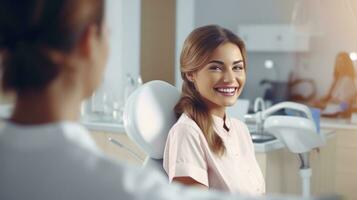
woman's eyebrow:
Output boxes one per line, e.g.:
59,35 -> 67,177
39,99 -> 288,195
233,60 -> 244,65
208,60 -> 224,65
208,60 -> 244,65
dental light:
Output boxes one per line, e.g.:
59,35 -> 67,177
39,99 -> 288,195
247,101 -> 325,197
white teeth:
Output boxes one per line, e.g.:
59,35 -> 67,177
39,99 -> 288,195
216,88 -> 236,93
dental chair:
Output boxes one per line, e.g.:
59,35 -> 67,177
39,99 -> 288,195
246,101 -> 325,197
123,80 -> 180,174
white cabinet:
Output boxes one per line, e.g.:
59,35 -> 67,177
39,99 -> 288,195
237,24 -> 310,52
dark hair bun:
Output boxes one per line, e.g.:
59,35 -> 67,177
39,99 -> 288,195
0,0 -> 104,92
2,41 -> 59,92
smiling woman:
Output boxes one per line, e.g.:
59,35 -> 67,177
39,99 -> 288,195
189,42 -> 246,109
163,25 -> 265,195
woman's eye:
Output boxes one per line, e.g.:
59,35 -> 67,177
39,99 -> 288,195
209,66 -> 222,71
233,64 -> 244,71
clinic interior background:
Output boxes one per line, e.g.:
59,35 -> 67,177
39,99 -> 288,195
0,0 -> 356,122
0,0 -> 357,199
1,0 -> 355,114
71,0 -> 357,115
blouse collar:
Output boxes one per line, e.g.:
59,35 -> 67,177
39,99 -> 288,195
211,114 -> 231,133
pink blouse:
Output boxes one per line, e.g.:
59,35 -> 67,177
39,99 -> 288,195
163,113 -> 265,196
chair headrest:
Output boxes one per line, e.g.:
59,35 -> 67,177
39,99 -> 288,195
123,80 -> 180,159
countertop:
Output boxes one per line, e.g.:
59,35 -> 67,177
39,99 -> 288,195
82,120 -> 335,153
1,103 -> 355,132
320,117 -> 357,131
0,104 -> 345,153
82,121 -> 125,133
82,117 -> 357,135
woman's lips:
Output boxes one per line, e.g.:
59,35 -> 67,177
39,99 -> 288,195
214,86 -> 238,96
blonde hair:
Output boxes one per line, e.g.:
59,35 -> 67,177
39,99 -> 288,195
175,25 -> 247,156
334,52 -> 355,80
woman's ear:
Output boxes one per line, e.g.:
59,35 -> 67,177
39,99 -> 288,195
185,72 -> 195,82
77,24 -> 100,59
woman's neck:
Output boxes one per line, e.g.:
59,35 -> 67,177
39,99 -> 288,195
10,88 -> 82,125
209,107 -> 226,119
200,97 -> 226,118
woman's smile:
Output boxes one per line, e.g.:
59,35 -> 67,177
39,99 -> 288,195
213,86 -> 239,96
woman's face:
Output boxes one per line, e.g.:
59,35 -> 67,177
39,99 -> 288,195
85,23 -> 109,97
189,42 -> 246,113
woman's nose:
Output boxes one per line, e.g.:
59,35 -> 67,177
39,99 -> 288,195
223,70 -> 235,83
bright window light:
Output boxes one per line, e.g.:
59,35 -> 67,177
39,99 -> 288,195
349,52 -> 357,61
264,60 -> 274,69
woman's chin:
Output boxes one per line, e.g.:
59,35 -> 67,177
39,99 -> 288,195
223,101 -> 236,107
219,98 -> 238,107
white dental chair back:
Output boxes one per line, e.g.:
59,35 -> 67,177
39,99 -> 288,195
123,80 -> 180,175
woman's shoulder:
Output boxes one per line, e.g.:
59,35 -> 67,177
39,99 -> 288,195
229,117 -> 251,136
169,113 -> 203,138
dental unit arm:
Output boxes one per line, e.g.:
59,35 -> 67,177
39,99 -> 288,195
262,101 -> 324,153
262,102 -> 314,122
246,102 -> 315,130
247,101 -> 325,197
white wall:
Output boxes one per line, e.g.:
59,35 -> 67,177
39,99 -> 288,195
175,0 -> 195,89
93,0 -> 141,107
83,0 -> 141,119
